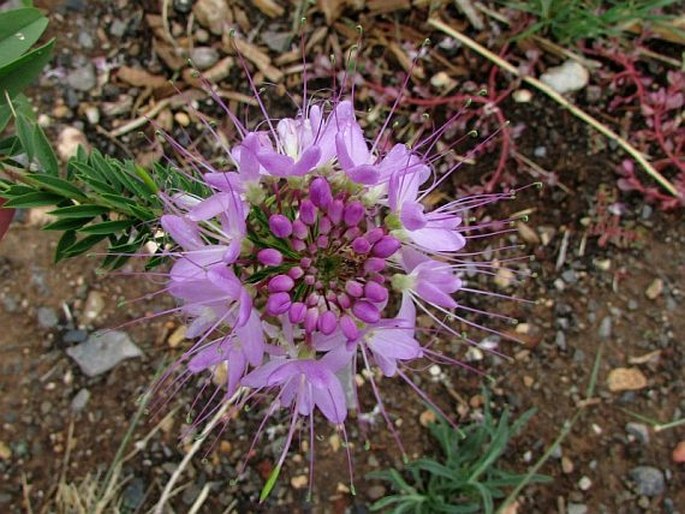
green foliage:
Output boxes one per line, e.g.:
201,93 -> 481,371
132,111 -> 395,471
0,6 -> 54,107
503,0 -> 681,43
368,400 -> 550,513
1,147 -> 209,269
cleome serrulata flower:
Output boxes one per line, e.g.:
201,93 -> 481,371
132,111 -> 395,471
155,71 -> 526,498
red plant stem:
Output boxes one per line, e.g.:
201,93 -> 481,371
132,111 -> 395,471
0,198 -> 13,242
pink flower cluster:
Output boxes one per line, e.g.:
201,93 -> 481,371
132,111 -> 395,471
159,94 -> 513,489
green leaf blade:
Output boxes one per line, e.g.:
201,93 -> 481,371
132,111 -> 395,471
0,8 -> 48,66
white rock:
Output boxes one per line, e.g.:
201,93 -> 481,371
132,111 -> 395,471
66,330 -> 143,377
57,127 -> 89,161
540,60 -> 589,94
193,0 -> 230,35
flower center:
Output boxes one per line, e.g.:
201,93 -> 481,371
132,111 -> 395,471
242,176 -> 400,339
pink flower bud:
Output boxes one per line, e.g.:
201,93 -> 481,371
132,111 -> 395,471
343,227 -> 361,241
363,257 -> 386,273
300,257 -> 312,268
289,302 -> 306,323
345,280 -> 364,298
292,239 -> 306,252
257,248 -> 283,266
266,292 -> 291,315
352,300 -> 380,323
269,214 -> 293,238
327,199 -> 344,224
337,293 -> 352,309
340,315 -> 359,341
364,227 -> 384,244
304,307 -> 319,333
351,237 -> 371,254
343,201 -> 364,226
299,199 -> 316,225
317,235 -> 329,248
318,216 -> 332,234
292,219 -> 308,239
268,274 -> 295,292
372,236 -> 401,258
310,177 -> 332,208
318,310 -> 337,335
288,266 -> 304,279
364,281 -> 388,303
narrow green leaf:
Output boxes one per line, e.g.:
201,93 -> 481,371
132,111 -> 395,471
133,165 -> 159,194
0,38 -> 55,105
80,219 -> 135,235
49,204 -> 109,218
43,217 -> 93,231
14,111 -> 34,162
0,102 -> 11,132
32,122 -> 58,175
0,8 -> 48,66
61,233 -> 108,258
3,190 -> 63,207
259,465 -> 281,503
25,173 -> 86,200
55,230 -> 77,262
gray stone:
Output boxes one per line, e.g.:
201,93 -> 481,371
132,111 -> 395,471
122,477 -> 145,509
63,329 -> 88,344
626,422 -> 650,444
533,146 -> 547,158
37,307 -> 59,329
367,485 -> 386,501
66,330 -> 143,377
109,19 -> 128,38
598,316 -> 612,340
77,31 -> 94,49
629,466 -> 665,497
561,269 -> 577,284
67,63 -> 97,92
190,46 -> 219,70
555,330 -> 567,351
567,504 -> 588,514
2,295 -> 18,313
70,388 -> 91,412
174,0 -> 193,13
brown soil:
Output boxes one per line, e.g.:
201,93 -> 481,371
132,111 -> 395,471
0,1 -> 683,513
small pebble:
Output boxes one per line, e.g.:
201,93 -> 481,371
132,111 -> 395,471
625,422 -> 650,445
567,504 -> 588,514
607,368 -> 647,392
37,307 -> 59,329
598,316 -> 612,340
190,46 -> 220,70
367,485 -> 386,501
562,456 -> 574,474
671,441 -> 685,463
578,476 -> 592,491
174,112 -> 191,127
629,466 -> 664,497
290,475 -> 308,489
70,388 -> 91,412
645,278 -> 663,300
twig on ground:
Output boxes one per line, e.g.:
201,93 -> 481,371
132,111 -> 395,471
154,394 -> 238,514
428,18 -> 681,199
187,483 -> 211,514
108,99 -> 172,138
